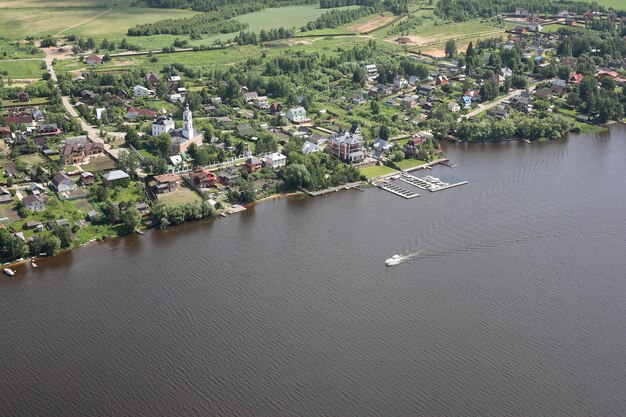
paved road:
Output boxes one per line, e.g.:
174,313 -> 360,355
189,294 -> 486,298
46,58 -> 124,147
458,83 -> 540,122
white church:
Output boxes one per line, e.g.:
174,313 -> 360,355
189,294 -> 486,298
151,104 -> 203,154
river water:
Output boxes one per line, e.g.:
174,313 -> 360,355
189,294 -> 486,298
2,126 -> 626,416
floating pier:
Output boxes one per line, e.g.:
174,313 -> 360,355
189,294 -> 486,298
430,181 -> 468,192
398,174 -> 468,192
376,182 -> 419,199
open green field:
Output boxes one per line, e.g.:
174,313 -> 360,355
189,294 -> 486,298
55,36 -> 389,76
0,6 -> 198,40
0,59 -> 44,79
359,164 -> 397,179
234,5 -> 335,32
157,187 -> 202,206
393,158 -> 428,170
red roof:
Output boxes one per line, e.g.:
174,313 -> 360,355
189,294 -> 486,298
5,115 -> 33,125
569,73 -> 584,83
127,106 -> 156,116
596,70 -> 619,78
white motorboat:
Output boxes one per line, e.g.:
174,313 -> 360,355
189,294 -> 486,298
385,255 -> 402,266
4,268 -> 15,276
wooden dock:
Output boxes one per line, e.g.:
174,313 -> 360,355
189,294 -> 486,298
376,182 -> 419,199
430,181 -> 468,192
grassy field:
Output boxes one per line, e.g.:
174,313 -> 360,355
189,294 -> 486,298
54,36 -> 386,77
0,6 -> 198,40
157,187 -> 202,206
359,164 -> 397,179
0,59 -> 44,79
394,158 -> 428,170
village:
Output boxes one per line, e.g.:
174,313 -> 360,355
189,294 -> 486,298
1,1 -> 626,263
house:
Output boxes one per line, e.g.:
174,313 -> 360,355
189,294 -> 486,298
253,96 -> 269,109
152,116 -> 175,136
85,55 -> 102,65
37,123 -> 61,137
301,141 -> 321,155
596,70 -> 619,79
434,75 -> 449,86
243,91 -> 258,103
146,72 -> 160,86
80,90 -> 96,101
169,75 -> 181,82
189,167 -> 217,188
136,202 -> 150,215
564,18 -> 577,26
551,78 -> 569,95
285,107 -> 307,123
464,90 -> 480,101
269,102 -> 283,115
511,26 -> 528,35
5,113 -> 34,126
153,173 -> 180,194
418,85 -> 436,96
326,132 -> 365,164
509,95 -> 532,112
25,221 -> 42,230
393,75 -> 408,89
264,152 -> 287,169
133,85 -> 155,98
102,170 -> 130,187
488,105 -> 509,120
17,91 -> 30,102
245,157 -> 262,173
127,107 -> 157,120
528,24 -> 543,32
51,172 -> 75,192
408,75 -> 420,86
461,96 -> 473,109
0,188 -> 12,204
95,108 -> 107,121
401,95 -> 419,109
372,138 -> 390,159
533,88 -> 552,99
81,172 -> 95,185
309,133 -> 326,146
234,124 -> 256,138
404,134 -> 427,158
501,67 -> 513,78
567,73 -> 584,84
0,127 -> 11,139
515,7 -> 528,16
22,194 -> 45,212
447,102 -> 461,112
59,139 -> 104,165
364,64 -> 378,80
217,167 -> 240,185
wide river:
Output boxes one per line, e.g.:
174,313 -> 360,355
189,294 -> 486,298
2,126 -> 626,416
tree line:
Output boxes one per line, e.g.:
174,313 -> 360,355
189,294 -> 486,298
435,0 -> 608,22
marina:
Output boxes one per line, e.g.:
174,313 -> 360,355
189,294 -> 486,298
398,174 -> 468,192
375,182 -> 420,199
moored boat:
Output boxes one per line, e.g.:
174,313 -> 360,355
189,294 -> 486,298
4,268 -> 15,276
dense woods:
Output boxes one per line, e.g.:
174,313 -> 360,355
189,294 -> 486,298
435,0 -> 607,22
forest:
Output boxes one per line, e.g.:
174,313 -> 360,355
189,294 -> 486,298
435,0 -> 609,22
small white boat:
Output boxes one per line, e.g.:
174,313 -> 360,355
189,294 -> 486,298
4,268 -> 15,276
523,139 -> 531,144
385,255 -> 402,266
30,259 -> 38,268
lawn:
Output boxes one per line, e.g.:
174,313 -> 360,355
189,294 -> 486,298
17,154 -> 46,167
394,158 -> 428,170
0,59 -> 45,79
359,164 -> 398,179
156,187 -> 202,206
234,5 -> 339,33
3,97 -> 49,108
